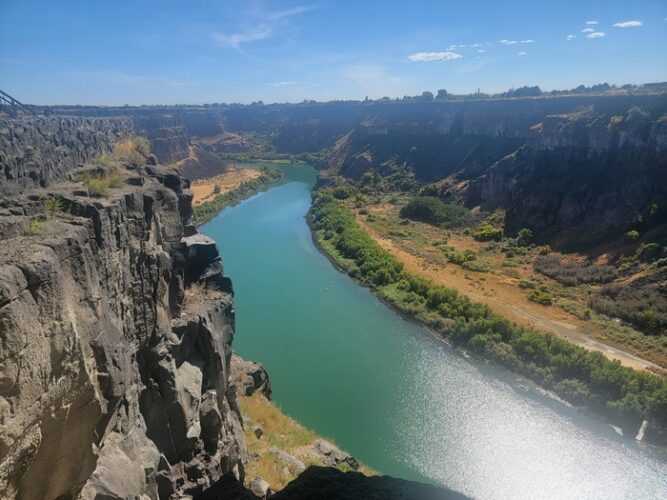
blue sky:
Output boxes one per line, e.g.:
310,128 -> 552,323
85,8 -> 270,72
1,0 -> 666,105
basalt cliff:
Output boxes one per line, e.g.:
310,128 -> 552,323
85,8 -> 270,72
0,115 -> 248,499
50,93 -> 667,250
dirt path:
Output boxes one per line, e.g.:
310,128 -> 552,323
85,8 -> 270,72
190,166 -> 261,206
358,219 -> 664,373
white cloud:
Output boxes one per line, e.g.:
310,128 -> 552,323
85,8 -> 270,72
521,39 -> 535,43
613,20 -> 642,28
566,34 -> 576,41
586,20 -> 598,25
582,28 -> 595,33
266,81 -> 300,87
517,51 -> 527,56
477,49 -> 486,53
500,39 -> 518,45
470,43 -> 483,48
586,31 -> 605,39
408,51 -> 463,62
211,3 -> 317,50
212,29 -> 272,49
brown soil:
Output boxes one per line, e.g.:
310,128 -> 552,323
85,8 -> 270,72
356,213 -> 664,374
190,166 -> 261,206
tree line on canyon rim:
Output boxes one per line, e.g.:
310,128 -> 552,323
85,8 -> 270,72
308,191 -> 667,434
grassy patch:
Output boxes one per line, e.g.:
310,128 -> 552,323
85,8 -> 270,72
76,167 -> 125,197
239,393 -> 373,492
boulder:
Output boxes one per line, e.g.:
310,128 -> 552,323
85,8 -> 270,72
313,439 -> 359,470
250,476 -> 273,498
268,446 -> 306,474
231,354 -> 273,399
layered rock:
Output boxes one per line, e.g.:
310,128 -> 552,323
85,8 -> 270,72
0,115 -> 133,194
0,115 -> 249,498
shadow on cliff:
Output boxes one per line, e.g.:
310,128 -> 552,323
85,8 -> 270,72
199,466 -> 468,500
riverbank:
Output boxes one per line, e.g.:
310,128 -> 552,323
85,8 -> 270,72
190,166 -> 262,207
355,214 -> 665,374
307,190 -> 667,445
192,166 -> 283,226
239,392 -> 375,493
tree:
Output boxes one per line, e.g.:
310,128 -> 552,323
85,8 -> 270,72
516,228 -> 533,246
436,89 -> 448,100
420,91 -> 434,101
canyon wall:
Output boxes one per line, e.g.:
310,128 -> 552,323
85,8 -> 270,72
0,116 -> 133,194
0,117 -> 246,498
41,94 -> 667,248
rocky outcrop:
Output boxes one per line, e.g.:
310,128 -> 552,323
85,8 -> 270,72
134,116 -> 190,164
465,107 -> 667,248
0,115 -> 248,498
231,354 -> 272,399
0,115 -> 133,194
312,439 -> 359,470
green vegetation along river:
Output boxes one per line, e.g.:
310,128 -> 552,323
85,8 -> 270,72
201,163 -> 667,499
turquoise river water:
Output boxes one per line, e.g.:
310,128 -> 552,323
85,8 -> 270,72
201,163 -> 667,499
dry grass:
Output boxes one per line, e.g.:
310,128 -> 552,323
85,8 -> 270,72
351,194 -> 665,372
239,393 -> 374,492
113,137 -> 150,167
190,166 -> 262,206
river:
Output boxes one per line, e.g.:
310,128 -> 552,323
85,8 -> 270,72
201,163 -> 667,499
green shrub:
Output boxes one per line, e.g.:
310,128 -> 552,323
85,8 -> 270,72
527,290 -> 553,306
474,224 -> 503,241
308,192 -> 667,430
43,197 -> 64,218
332,186 -> 353,200
399,196 -> 466,227
77,167 -> 125,197
518,279 -> 536,289
537,245 -> 551,255
625,230 -> 640,241
25,217 -> 45,235
462,259 -> 492,273
516,228 -> 533,246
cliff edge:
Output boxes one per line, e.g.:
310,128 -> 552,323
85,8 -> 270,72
0,116 -> 245,498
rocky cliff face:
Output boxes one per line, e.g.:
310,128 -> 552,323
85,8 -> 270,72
0,116 -> 133,194
318,95 -> 667,249
465,104 -> 667,248
0,117 -> 246,499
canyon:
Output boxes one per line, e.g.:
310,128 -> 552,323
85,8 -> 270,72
1,92 -> 666,498
0,115 -> 466,499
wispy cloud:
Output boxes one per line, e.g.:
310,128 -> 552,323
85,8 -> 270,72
566,34 -> 576,41
521,39 -> 535,44
408,51 -> 463,62
517,51 -> 527,56
211,3 -> 317,50
266,81 -> 300,87
477,49 -> 486,53
500,39 -> 518,45
212,29 -> 272,49
582,28 -> 595,33
586,20 -> 599,25
585,31 -> 605,39
613,20 -> 642,28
